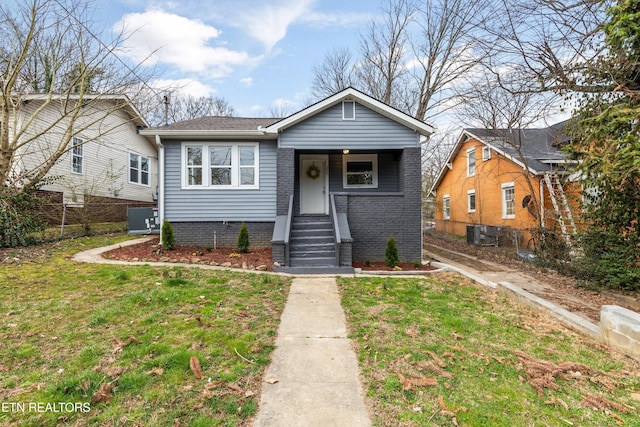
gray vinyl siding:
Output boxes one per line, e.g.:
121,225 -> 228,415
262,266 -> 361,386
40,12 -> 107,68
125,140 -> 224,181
163,140 -> 277,221
279,103 -> 420,149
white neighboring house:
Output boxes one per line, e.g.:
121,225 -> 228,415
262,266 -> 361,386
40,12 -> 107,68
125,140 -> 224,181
10,94 -> 157,214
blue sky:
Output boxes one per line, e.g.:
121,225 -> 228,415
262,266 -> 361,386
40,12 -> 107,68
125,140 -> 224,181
99,0 -> 378,117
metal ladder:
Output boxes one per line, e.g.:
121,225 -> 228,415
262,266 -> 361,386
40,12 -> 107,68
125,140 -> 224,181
543,172 -> 577,250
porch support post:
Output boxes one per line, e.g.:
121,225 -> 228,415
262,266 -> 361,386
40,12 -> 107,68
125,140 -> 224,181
277,148 -> 295,215
400,146 -> 423,261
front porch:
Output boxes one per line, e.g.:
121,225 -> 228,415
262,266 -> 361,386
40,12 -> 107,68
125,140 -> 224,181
271,146 -> 422,273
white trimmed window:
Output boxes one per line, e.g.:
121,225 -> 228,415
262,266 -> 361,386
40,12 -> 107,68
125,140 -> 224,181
71,137 -> 83,174
467,189 -> 476,213
443,195 -> 450,220
129,152 -> 150,186
342,101 -> 355,120
466,147 -> 476,177
183,143 -> 259,189
502,182 -> 515,219
342,154 -> 378,188
482,146 -> 491,161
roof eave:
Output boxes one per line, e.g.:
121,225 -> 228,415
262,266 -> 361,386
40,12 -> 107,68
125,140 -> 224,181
139,129 -> 278,140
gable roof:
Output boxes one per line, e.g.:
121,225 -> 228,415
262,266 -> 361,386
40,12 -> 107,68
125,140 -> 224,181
21,93 -> 149,128
266,87 -> 435,136
141,87 -> 435,140
430,121 -> 572,194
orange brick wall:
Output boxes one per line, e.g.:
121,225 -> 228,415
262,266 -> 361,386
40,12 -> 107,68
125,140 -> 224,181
434,138 -> 543,242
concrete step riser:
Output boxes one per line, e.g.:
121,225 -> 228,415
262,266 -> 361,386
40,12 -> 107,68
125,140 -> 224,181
290,257 -> 336,267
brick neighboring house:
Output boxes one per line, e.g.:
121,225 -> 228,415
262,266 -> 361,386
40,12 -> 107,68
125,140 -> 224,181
8,94 -> 157,223
141,87 -> 434,272
430,121 -> 581,248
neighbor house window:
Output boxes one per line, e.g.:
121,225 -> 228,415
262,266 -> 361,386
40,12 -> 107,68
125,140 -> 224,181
443,195 -> 450,220
183,143 -> 258,188
342,101 -> 355,120
129,152 -> 150,186
467,147 -> 476,177
467,189 -> 476,213
71,137 -> 83,174
482,146 -> 491,161
502,182 -> 515,219
342,154 -> 378,188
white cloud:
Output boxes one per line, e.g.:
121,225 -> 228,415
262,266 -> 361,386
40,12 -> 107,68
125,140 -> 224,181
114,9 -> 257,77
301,10 -> 373,28
232,0 -> 315,50
151,78 -> 215,98
240,77 -> 254,87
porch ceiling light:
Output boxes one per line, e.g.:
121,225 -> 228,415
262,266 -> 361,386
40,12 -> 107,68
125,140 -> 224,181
342,149 -> 350,155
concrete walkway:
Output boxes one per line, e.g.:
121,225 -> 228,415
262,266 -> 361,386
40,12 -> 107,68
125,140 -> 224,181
252,277 -> 371,427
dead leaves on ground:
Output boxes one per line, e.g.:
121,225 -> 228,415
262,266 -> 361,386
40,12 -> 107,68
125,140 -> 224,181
190,356 -> 203,379
515,350 -> 601,398
391,352 -> 453,392
91,382 -> 113,404
515,350 -> 636,423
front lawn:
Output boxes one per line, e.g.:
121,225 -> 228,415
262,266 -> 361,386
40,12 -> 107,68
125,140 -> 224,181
339,274 -> 640,426
0,235 -> 290,426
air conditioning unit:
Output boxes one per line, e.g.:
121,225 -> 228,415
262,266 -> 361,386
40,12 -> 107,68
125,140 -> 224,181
466,224 -> 501,246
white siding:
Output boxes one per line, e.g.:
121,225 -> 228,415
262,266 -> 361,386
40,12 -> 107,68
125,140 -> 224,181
14,100 -> 157,204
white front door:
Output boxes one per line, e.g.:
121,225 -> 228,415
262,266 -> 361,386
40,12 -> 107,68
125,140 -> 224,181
300,155 -> 328,215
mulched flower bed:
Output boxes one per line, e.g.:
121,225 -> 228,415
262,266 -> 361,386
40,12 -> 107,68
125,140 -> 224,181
104,238 -> 273,271
104,237 -> 436,273
352,261 -> 436,272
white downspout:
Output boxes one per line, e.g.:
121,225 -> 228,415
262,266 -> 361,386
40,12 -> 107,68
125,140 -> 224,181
155,134 -> 165,244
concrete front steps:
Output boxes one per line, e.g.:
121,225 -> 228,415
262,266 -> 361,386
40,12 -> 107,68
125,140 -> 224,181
278,215 -> 353,274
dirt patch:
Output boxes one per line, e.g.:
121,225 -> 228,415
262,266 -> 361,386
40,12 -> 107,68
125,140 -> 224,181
424,231 -> 639,324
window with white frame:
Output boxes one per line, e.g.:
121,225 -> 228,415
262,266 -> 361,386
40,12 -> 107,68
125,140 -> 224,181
502,182 -> 515,218
129,152 -> 150,186
482,146 -> 491,161
443,195 -> 450,219
467,189 -> 476,213
466,147 -> 476,176
342,101 -> 355,120
342,154 -> 378,188
71,137 -> 83,174
183,143 -> 258,188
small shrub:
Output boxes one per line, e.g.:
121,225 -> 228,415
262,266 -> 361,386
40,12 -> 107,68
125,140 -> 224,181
413,260 -> 422,269
161,220 -> 175,250
385,235 -> 399,267
237,222 -> 250,253
365,260 -> 371,267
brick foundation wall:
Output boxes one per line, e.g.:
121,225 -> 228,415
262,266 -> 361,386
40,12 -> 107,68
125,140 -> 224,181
171,221 -> 275,248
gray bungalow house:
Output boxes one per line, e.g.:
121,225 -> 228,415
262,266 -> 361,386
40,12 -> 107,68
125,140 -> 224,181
141,87 -> 434,272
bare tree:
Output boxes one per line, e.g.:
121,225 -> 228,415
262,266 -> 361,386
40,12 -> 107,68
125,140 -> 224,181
311,48 -> 354,99
310,0 -> 488,122
476,0 -> 610,95
356,0 -> 416,107
144,92 -> 236,126
0,0 -> 155,192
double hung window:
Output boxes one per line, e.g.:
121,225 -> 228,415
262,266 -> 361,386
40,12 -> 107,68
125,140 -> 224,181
71,137 -> 83,174
183,143 -> 258,188
129,152 -> 150,185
